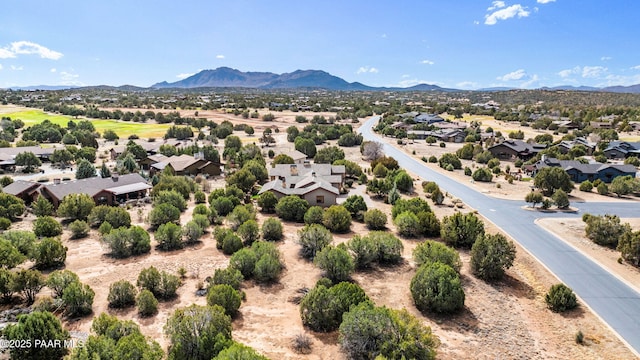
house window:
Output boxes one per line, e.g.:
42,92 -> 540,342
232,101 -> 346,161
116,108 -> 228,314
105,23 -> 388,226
316,196 -> 324,204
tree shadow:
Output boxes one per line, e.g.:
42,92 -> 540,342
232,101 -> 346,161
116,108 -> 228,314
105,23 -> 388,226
309,330 -> 340,346
490,273 -> 537,300
559,305 -> 586,320
424,306 -> 479,333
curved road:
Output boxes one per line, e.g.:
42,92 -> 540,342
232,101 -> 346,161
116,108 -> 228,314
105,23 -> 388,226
359,116 -> 640,355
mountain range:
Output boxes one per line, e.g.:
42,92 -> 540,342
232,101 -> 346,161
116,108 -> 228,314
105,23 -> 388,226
7,67 -> 640,93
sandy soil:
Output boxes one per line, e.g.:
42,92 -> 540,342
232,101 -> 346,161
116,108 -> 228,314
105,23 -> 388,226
4,107 -> 636,359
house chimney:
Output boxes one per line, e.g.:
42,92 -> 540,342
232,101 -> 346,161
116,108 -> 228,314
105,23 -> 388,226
541,154 -> 548,162
279,176 -> 286,188
53,178 -> 61,185
290,164 -> 298,176
112,173 -> 119,181
303,160 -> 311,167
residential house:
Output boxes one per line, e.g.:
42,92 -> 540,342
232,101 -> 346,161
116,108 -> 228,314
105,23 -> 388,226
488,140 -> 547,160
526,156 -> 636,183
259,163 -> 346,207
604,141 -> 640,159
556,137 -> 597,155
139,154 -> 168,171
109,139 -> 189,160
2,180 -> 42,204
39,173 -> 151,207
407,129 -> 465,142
0,145 -> 62,169
150,154 -> 221,177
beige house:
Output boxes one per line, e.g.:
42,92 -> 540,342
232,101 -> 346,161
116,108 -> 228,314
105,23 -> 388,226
258,163 -> 345,207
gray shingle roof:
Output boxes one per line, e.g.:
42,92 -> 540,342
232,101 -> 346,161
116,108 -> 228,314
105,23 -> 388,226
42,173 -> 148,201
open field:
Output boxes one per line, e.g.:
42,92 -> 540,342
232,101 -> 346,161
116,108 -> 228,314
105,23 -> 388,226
1,109 -> 173,139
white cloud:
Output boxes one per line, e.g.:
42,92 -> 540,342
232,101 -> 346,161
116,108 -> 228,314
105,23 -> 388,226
0,64 -> 3,70
0,49 -> 15,59
537,0 -> 555,3
59,71 -> 83,86
10,65 -> 23,71
600,56 -> 612,61
50,68 -> 56,73
558,66 -> 581,78
9,41 -> 63,60
216,54 -> 225,59
176,73 -> 195,79
456,81 -> 478,89
356,66 -> 379,74
631,65 -> 640,70
582,66 -> 607,78
381,34 -> 388,38
421,60 -> 435,65
488,1 -> 506,10
474,20 -> 480,25
497,69 -> 527,81
485,4 -> 530,25
521,74 -> 540,88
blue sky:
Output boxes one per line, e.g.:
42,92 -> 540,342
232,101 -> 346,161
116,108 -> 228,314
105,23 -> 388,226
1,0 -> 639,89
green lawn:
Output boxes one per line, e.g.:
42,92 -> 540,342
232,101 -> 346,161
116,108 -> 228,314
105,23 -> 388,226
3,110 -> 173,139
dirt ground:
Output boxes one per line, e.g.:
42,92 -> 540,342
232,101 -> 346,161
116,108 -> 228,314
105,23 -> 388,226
5,107 -> 639,359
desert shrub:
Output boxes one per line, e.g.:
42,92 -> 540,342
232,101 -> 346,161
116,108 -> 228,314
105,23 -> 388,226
211,267 -> 244,290
347,235 -> 379,269
237,220 -> 260,245
417,211 -> 441,237
33,237 -> 67,270
472,168 -> 493,182
137,266 -> 181,300
394,211 -> 421,237
1,230 -> 36,257
227,204 -> 256,231
194,190 -> 206,204
57,193 -> 95,221
156,222 -> 184,251
552,189 -> 570,209
579,180 -> 593,192
322,205 -> 352,233
137,289 -> 158,317
103,225 -> 151,258
0,217 -> 10,231
464,167 -> 472,176
108,280 -> 137,308
297,224 -> 333,260
207,284 -> 242,317
440,212 -> 485,248
154,190 -> 188,212
438,153 -> 461,170
253,253 -> 282,283
62,281 -> 95,317
276,195 -> 310,222
470,233 -> 516,280
12,269 -> 45,305
314,245 -> 354,283
229,248 -> 258,278
257,191 -> 278,213
304,206 -> 324,225
584,214 -> 630,248
545,283 -> 577,312
300,282 -> 369,332
47,269 -> 79,298
373,232 -> 404,264
391,197 -> 431,219
291,333 -> 313,354
32,195 -> 54,217
183,220 -> 204,243
3,311 -> 70,360
597,182 -> 609,195
410,262 -> 465,313
0,239 -> 25,269
363,209 -> 387,230
339,302 -> 438,360
98,221 -> 113,235
69,220 -> 90,239
413,240 -> 461,272
222,234 -> 243,255
33,216 -> 62,237
261,217 -> 283,241
149,203 -> 181,228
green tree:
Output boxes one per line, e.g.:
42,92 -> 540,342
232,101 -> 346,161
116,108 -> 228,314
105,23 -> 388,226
470,233 -> 516,280
322,205 -> 352,233
272,153 -> 294,165
57,193 -> 95,220
617,230 -> 640,266
609,175 -> 640,197
394,211 -> 421,238
32,196 -> 54,217
149,203 -> 181,228
33,237 -> 67,270
229,248 -> 258,278
51,148 -> 74,167
276,195 -> 310,222
207,284 -> 242,318
156,222 -> 184,251
304,206 -> 325,225
373,231 -> 404,265
259,217 -> 282,242
69,220 -> 90,239
410,262 -> 465,313
154,190 -> 188,212
391,197 -> 431,219
33,216 -> 63,237
363,209 -> 387,230
552,189 -> 570,209
314,146 -> 345,164
164,304 -> 233,360
237,220 -> 260,245
300,282 -> 369,332
579,180 -> 593,192
534,167 -> 574,196
525,191 -> 544,208
394,171 -> 414,193
62,281 -> 95,317
12,269 -> 44,304
438,153 -> 462,169
226,169 -> 256,193
472,167 -> 493,182
211,267 -> 244,290
137,289 -> 158,317
15,151 -> 41,172
108,280 -> 137,309
584,214 -> 630,248
441,212 -> 485,248
294,137 -> 317,158
339,302 -> 438,360
4,311 -> 70,360
0,193 -> 25,220
545,283 -> 577,312
103,225 -> 151,258
76,158 -> 97,179
413,240 -> 462,272
46,270 -> 79,298
314,245 -> 355,283
0,239 -> 25,268
257,191 -> 278,213
213,342 -> 268,360
297,224 -> 333,260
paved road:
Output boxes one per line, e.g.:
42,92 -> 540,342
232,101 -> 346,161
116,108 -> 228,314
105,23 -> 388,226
359,116 -> 640,355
